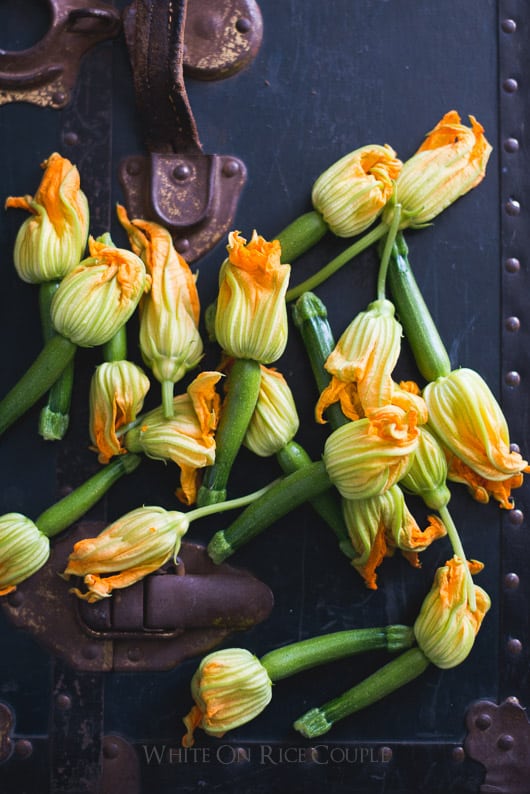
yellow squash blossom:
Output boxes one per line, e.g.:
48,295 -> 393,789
312,144 -> 402,237
182,648 -> 272,747
89,360 -> 151,464
5,152 -> 89,283
400,425 -> 452,511
215,230 -> 290,363
414,557 -> 490,668
385,110 -> 492,228
0,513 -> 50,595
117,206 -> 203,413
124,372 -> 222,505
323,409 -> 419,501
423,367 -> 529,507
342,485 -> 446,590
244,365 -> 299,457
62,506 -> 189,603
51,236 -> 149,347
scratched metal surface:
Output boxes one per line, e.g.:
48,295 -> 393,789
0,0 -> 529,792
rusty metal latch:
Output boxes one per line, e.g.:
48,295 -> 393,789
0,1 -> 122,108
119,0 -> 258,261
1,522 -> 274,672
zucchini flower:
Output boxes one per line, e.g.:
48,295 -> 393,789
117,206 -> 203,418
63,506 -> 189,603
0,514 -> 50,596
342,485 -> 446,590
315,299 -> 427,426
414,557 -> 490,668
311,144 -> 402,237
400,426 -> 451,511
182,648 -> 273,746
51,236 -> 149,347
5,152 -> 89,283
385,111 -> 492,229
323,410 -> 419,500
214,230 -> 290,364
423,367 -> 529,508
244,365 -> 299,457
124,372 -> 222,505
89,360 -> 151,464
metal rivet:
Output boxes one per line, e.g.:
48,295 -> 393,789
452,746 -> 465,763
504,137 -> 520,153
508,509 -> 524,526
503,78 -> 519,94
127,647 -> 142,662
510,442 -> 521,454
236,17 -> 252,33
6,590 -> 24,607
505,371 -> 521,387
236,747 -> 250,763
222,159 -> 241,178
103,739 -> 120,759
126,159 -> 143,177
507,638 -> 522,656
475,713 -> 492,730
379,746 -> 392,762
505,257 -> 521,273
82,644 -> 99,660
175,239 -> 190,253
56,694 -> 72,711
63,131 -> 79,147
305,746 -> 320,763
505,198 -> 521,216
14,739 -> 33,759
52,91 -> 66,105
505,316 -> 521,332
173,164 -> 191,181
504,572 -> 520,590
501,19 -> 517,34
498,734 -> 514,751
506,696 -> 520,706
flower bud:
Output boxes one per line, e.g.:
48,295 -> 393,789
384,111 -> 492,229
342,485 -> 446,589
423,367 -> 529,507
323,411 -> 419,500
118,206 -> 203,387
311,145 -> 402,237
89,360 -> 151,464
316,299 -> 403,422
5,152 -> 89,283
50,236 -> 149,347
0,513 -> 50,595
182,648 -> 272,747
400,426 -> 451,510
414,557 -> 490,668
124,372 -> 222,505
62,506 -> 189,602
215,230 -> 290,363
244,366 -> 299,456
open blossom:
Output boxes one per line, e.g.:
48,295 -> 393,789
244,365 -> 299,457
384,111 -> 492,228
312,144 -> 402,237
62,506 -> 189,603
215,230 -> 290,363
5,152 -> 89,283
51,236 -> 149,347
117,206 -> 203,405
182,648 -> 272,747
323,408 -> 419,501
0,513 -> 50,595
342,485 -> 446,589
423,367 -> 529,508
89,360 -> 151,464
124,372 -> 222,505
414,557 -> 490,668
